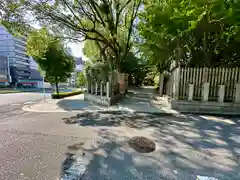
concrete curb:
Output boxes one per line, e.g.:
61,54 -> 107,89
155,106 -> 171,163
22,104 -> 181,116
21,96 -> 180,116
22,105 -> 85,113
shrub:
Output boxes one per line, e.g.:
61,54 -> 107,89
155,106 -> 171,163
0,90 -> 22,94
51,90 -> 83,99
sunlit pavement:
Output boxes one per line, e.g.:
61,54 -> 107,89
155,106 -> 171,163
0,101 -> 96,180
62,111 -> 240,180
0,97 -> 240,180
0,92 -> 51,107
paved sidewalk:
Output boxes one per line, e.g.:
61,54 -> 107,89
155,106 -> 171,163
22,94 -> 91,112
118,87 -> 178,114
22,87 -> 179,115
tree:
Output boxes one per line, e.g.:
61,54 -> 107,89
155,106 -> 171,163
27,28 -> 74,96
77,72 -> 87,87
0,0 -> 32,35
83,40 -> 101,62
120,51 -> 149,86
139,0 -> 195,74
139,0 -> 240,70
22,0 -> 142,72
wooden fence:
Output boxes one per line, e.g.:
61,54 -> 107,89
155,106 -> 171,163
166,67 -> 240,102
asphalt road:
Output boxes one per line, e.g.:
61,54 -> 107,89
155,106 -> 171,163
0,93 -> 96,180
0,93 -> 51,106
1,93 -> 240,180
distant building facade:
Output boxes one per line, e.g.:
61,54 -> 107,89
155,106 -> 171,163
0,25 -> 43,87
0,56 -> 9,85
68,57 -> 85,87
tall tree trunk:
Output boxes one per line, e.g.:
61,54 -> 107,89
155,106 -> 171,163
55,76 -> 59,97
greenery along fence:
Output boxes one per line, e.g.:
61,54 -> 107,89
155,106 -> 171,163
167,67 -> 240,102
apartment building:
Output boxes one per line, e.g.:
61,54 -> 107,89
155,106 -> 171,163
0,25 -> 42,87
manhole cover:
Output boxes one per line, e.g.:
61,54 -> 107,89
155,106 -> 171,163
128,136 -> 156,153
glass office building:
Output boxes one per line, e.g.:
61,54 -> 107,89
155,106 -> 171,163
0,25 -> 42,87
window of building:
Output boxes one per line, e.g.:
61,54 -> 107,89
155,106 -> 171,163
15,41 -> 26,46
0,68 -> 6,73
15,52 -> 26,57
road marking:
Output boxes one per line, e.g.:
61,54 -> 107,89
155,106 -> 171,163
61,153 -> 90,180
11,103 -> 21,106
23,101 -> 35,105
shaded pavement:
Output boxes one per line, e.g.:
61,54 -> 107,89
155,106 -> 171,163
117,87 -> 177,114
61,110 -> 240,180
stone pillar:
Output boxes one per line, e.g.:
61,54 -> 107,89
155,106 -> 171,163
100,82 -> 103,96
91,84 -> 94,94
202,82 -> 210,102
85,81 -> 87,90
106,81 -> 110,97
86,82 -> 91,93
218,85 -> 225,103
235,83 -> 240,103
95,83 -> 98,95
159,73 -> 164,96
173,67 -> 180,99
188,84 -> 194,101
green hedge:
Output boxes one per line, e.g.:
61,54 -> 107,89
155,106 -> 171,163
51,90 -> 83,99
0,90 -> 22,94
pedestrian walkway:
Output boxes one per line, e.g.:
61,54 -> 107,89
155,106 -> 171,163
118,87 -> 178,114
22,94 -> 91,112
22,87 -> 179,114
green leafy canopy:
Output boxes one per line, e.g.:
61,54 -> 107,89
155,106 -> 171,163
27,28 -> 74,94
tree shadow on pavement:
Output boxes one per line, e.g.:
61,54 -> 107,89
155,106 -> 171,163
148,114 -> 240,179
62,111 -> 172,127
62,110 -> 131,127
61,130 -> 166,180
60,126 -> 240,180
61,111 -> 240,179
